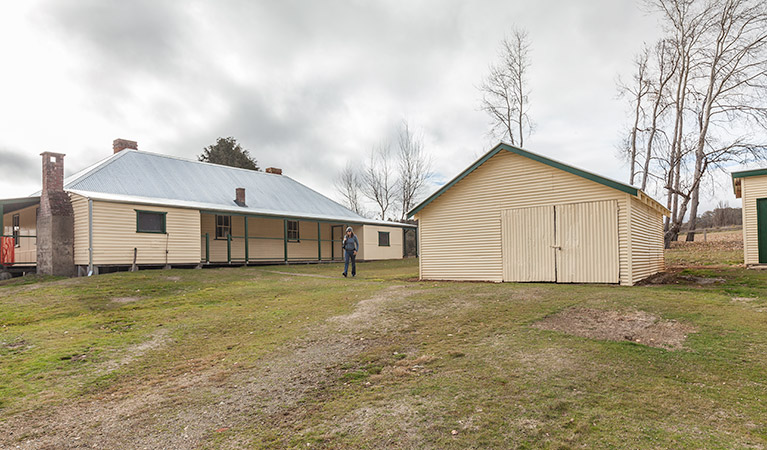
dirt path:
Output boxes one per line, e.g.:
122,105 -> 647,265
1,285 -> 416,449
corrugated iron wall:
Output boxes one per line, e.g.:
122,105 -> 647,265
555,200 -> 619,283
501,206 -> 556,282
629,197 -> 665,282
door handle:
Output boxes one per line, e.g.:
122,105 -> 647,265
550,246 -> 561,250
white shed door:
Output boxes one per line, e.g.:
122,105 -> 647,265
555,200 -> 619,283
501,206 -> 556,282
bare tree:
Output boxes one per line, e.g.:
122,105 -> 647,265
683,0 -> 767,241
618,47 -> 652,185
479,28 -> 533,146
397,121 -> 432,219
619,0 -> 767,247
641,39 -> 678,191
361,144 -> 398,220
335,161 -> 366,216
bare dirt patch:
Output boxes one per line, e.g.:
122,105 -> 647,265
637,269 -> 726,286
533,308 -> 697,350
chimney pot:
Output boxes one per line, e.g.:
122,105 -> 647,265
113,138 -> 138,154
40,152 -> 66,194
235,187 -> 246,206
266,167 -> 282,175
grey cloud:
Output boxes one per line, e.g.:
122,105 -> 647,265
0,149 -> 39,185
40,0 -> 187,72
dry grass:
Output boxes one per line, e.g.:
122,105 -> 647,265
2,255 -> 767,448
667,229 -> 743,266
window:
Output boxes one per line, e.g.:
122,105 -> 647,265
12,214 -> 20,247
287,220 -> 299,241
136,210 -> 166,233
215,215 -> 231,239
378,231 -> 390,247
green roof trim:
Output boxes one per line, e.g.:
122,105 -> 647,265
407,143 -> 640,218
731,168 -> 767,179
731,168 -> 767,196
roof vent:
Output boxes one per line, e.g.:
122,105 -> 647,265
235,188 -> 246,207
265,167 -> 282,175
113,138 -> 138,154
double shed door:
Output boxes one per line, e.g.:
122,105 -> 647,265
501,200 -> 619,283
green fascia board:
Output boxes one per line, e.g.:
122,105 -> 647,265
731,168 -> 767,195
407,143 -> 639,218
731,168 -> 767,179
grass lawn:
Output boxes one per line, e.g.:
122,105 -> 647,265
1,244 -> 767,448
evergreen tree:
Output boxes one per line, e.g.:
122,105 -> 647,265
199,137 -> 260,171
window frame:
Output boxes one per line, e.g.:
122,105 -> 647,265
378,231 -> 390,247
287,220 -> 300,242
215,215 -> 231,240
135,210 -> 167,234
12,214 -> 20,247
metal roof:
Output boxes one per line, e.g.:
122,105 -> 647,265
408,142 -> 670,218
61,150 -> 412,228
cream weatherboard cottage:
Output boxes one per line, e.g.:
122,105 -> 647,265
0,139 -> 413,276
408,143 -> 669,286
732,168 -> 767,266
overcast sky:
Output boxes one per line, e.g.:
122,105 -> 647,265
0,0 -> 740,213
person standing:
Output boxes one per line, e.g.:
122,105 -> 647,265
342,226 -> 359,277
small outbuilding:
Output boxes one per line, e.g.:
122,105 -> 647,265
408,143 -> 670,286
732,168 -> 767,265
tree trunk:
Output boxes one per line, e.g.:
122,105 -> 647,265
685,187 -> 700,241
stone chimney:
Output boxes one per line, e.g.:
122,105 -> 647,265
113,138 -> 138,154
37,152 -> 75,277
235,188 -> 246,207
265,167 -> 282,175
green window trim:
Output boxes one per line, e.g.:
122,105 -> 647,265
215,214 -> 231,240
287,219 -> 300,242
378,231 -> 390,247
135,210 -> 167,234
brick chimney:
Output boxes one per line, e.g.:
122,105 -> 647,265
265,167 -> 282,175
113,138 -> 138,154
40,152 -> 66,199
37,152 -> 74,277
235,188 -> 246,207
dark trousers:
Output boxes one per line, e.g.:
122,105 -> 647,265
344,250 -> 356,276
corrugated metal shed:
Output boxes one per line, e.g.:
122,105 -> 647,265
60,150 -> 410,227
410,142 -> 669,286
